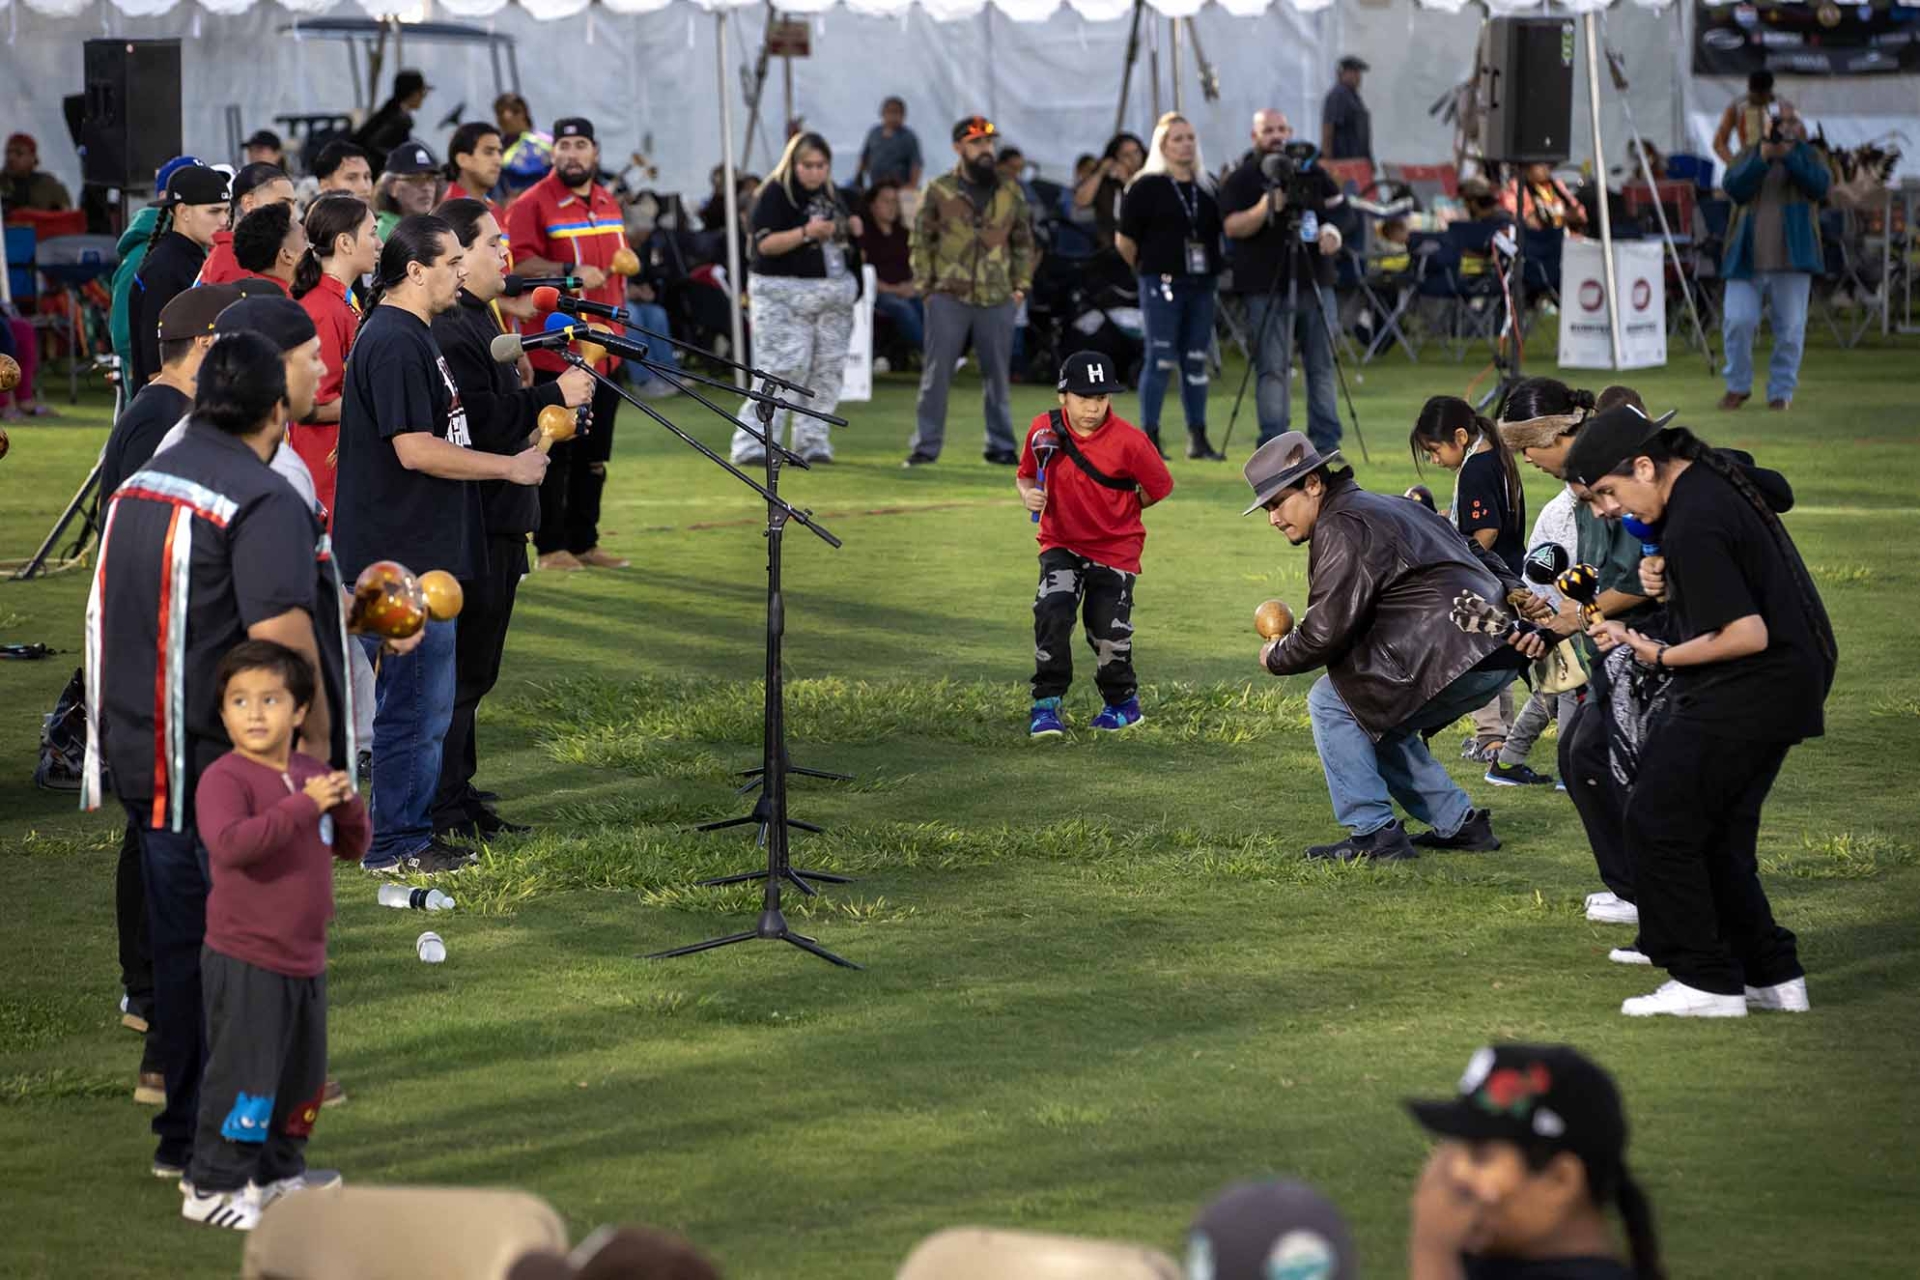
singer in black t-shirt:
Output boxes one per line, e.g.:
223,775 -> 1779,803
1567,408 -> 1836,1020
1116,113 -> 1224,462
334,213 -> 547,876
1221,110 -> 1347,454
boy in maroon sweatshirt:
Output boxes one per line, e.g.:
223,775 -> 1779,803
1015,351 -> 1175,738
182,640 -> 369,1231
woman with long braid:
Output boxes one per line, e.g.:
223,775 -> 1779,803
291,194 -> 379,523
1566,407 -> 1835,1019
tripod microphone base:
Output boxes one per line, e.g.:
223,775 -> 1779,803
644,907 -> 862,969
696,866 -> 853,895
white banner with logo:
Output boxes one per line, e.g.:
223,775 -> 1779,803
1556,238 -> 1668,371
840,266 -> 877,403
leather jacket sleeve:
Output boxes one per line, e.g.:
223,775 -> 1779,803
1265,512 -> 1380,675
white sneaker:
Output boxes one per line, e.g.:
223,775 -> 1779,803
1609,947 -> 1653,966
251,1168 -> 342,1209
1745,976 -> 1811,1012
1622,980 -> 1748,1018
1585,892 -> 1640,926
181,1186 -> 261,1231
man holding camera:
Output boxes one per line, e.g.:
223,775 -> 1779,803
1718,104 -> 1828,413
1222,110 -> 1346,453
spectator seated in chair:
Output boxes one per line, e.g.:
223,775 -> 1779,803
857,180 -> 923,362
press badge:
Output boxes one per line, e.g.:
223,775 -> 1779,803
1185,240 -> 1208,274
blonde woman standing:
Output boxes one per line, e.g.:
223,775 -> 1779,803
732,132 -> 863,465
1116,113 -> 1224,461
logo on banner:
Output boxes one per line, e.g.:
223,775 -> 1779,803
1632,279 -> 1653,312
1579,280 -> 1606,312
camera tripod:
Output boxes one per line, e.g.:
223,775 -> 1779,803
1220,191 -> 1370,462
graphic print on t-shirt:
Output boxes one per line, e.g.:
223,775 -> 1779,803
436,356 -> 472,448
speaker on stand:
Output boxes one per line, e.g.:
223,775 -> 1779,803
81,39 -> 183,203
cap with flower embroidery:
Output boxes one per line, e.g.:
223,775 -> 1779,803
1406,1043 -> 1628,1172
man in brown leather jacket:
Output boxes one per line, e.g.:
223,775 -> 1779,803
1244,433 -> 1539,862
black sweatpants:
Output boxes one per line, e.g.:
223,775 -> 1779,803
1031,548 -> 1138,704
187,948 -> 327,1193
116,819 -> 162,1074
431,535 -> 526,830
1624,720 -> 1803,996
1558,695 -> 1636,903
534,374 -> 620,556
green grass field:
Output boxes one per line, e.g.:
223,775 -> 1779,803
2,333 -> 1918,1278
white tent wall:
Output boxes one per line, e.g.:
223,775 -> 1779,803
3,1 -> 1905,208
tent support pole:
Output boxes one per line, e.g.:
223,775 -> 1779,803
1583,12 -> 1626,370
1170,17 -> 1183,115
719,12 -> 747,388
1115,0 -> 1145,137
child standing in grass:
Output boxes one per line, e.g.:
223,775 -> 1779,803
1410,396 -> 1529,763
1016,351 -> 1174,738
182,641 -> 368,1231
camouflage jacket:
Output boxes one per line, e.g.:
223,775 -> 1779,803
910,168 -> 1036,307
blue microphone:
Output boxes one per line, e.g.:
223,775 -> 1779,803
1621,513 -> 1661,558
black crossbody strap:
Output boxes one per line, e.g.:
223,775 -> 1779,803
1047,410 -> 1137,492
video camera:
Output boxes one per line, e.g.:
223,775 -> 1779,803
1260,141 -> 1330,243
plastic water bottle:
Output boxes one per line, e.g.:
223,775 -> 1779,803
416,931 -> 447,964
379,884 -> 454,911
1298,208 -> 1319,244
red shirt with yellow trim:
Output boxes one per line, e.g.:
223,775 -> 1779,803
503,170 -> 630,374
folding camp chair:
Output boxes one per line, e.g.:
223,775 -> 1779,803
1440,221 -> 1505,360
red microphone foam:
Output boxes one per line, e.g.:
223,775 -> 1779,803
530,285 -> 561,311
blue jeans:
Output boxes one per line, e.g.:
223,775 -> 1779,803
358,619 -> 458,867
1248,284 -> 1341,452
1307,665 -> 1518,837
873,292 -> 924,350
1135,274 -> 1217,431
1721,272 -> 1810,403
623,301 -> 681,384
126,804 -> 211,1168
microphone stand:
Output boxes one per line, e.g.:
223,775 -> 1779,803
551,346 -> 862,970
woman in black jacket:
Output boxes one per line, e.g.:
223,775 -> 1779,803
1567,407 -> 1835,1020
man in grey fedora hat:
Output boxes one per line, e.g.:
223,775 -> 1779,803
1243,432 -> 1543,861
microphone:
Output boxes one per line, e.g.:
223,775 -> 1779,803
1523,541 -> 1571,587
531,286 -> 626,322
1029,425 -> 1058,524
489,324 -> 590,364
1621,514 -> 1661,558
502,273 -> 583,297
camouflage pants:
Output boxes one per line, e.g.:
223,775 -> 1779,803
731,273 -> 855,462
1031,548 -> 1137,704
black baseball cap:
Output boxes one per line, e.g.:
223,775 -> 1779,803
554,117 -> 597,143
244,129 -> 283,151
159,164 -> 230,208
1561,404 -> 1678,488
1184,1180 -> 1357,1280
394,69 -> 430,99
1407,1044 -> 1628,1176
385,141 -> 439,176
1338,55 -> 1369,72
215,295 -> 317,352
1057,350 -> 1125,396
155,285 -> 241,343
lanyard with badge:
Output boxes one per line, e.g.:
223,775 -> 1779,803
1161,178 -> 1208,301
280,771 -> 334,847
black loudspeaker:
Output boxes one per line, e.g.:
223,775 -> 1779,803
81,38 -> 182,189
1475,18 -> 1576,164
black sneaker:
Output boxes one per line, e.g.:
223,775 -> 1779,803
901,453 -> 938,469
982,449 -> 1018,466
1143,427 -> 1170,460
1410,808 -> 1502,852
356,749 -> 373,785
474,808 -> 531,837
1186,429 -> 1225,461
407,840 -> 479,875
1484,761 -> 1555,787
1304,820 -> 1419,862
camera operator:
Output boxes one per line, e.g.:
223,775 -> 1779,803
1221,110 -> 1346,453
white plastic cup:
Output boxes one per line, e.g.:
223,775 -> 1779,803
416,931 -> 447,964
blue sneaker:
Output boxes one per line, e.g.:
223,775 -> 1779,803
1029,697 -> 1066,739
1090,696 -> 1144,731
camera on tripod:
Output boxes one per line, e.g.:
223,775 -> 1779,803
1259,141 -> 1325,241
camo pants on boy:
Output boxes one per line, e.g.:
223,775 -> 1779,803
187,948 -> 327,1192
1032,548 -> 1137,706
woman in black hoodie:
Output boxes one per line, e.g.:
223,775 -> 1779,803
1566,407 -> 1835,1021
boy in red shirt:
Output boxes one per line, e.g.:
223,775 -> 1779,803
182,641 -> 369,1231
1016,352 -> 1175,737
